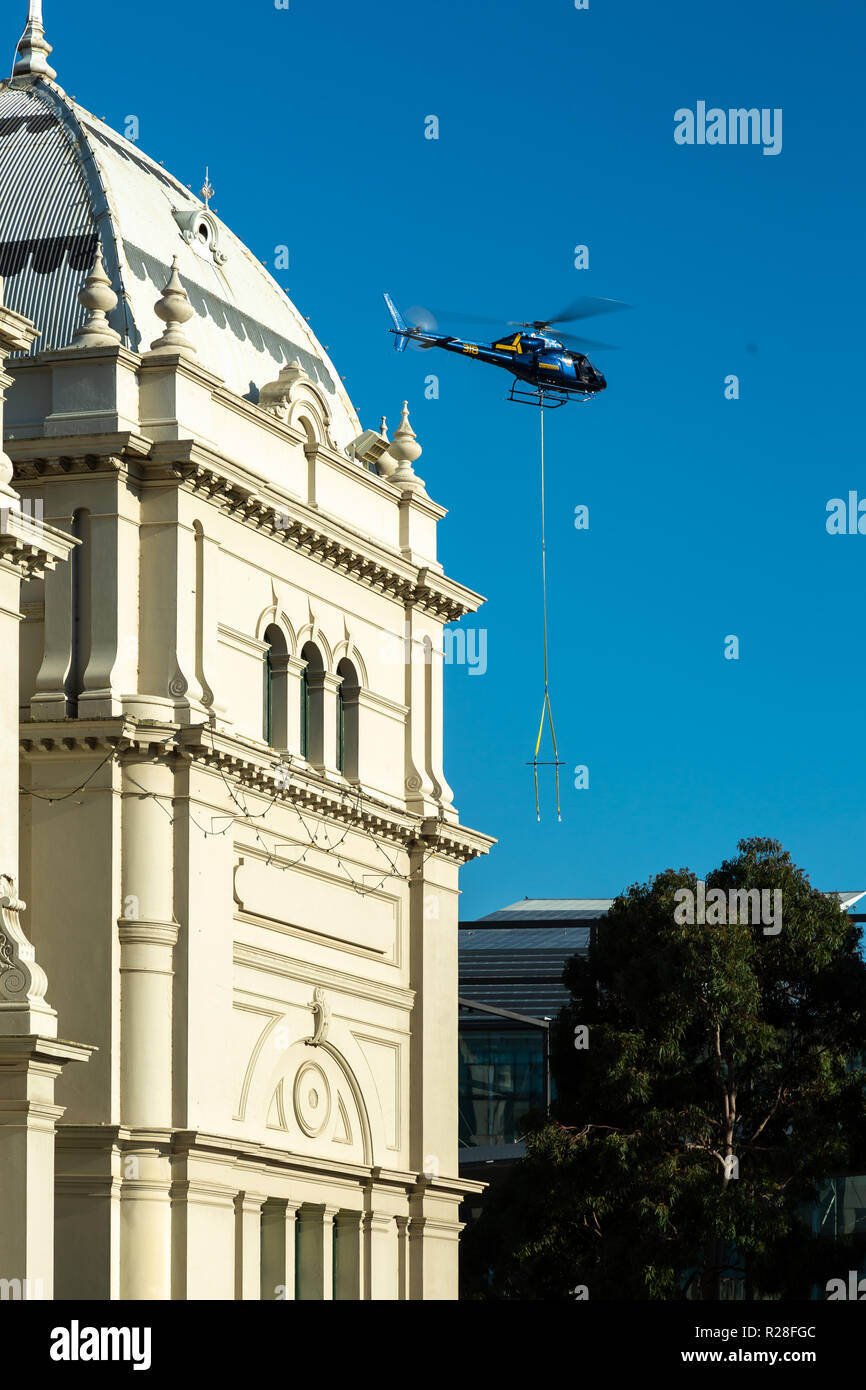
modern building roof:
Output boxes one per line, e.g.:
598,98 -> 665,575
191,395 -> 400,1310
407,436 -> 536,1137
474,897 -> 615,924
0,12 -> 362,448
458,890 -> 866,1019
459,899 -> 612,1018
834,892 -> 866,912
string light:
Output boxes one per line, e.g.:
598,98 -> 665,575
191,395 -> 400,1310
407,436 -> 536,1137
20,719 -> 445,897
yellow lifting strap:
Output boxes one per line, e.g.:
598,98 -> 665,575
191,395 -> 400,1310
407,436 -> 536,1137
532,406 -> 562,821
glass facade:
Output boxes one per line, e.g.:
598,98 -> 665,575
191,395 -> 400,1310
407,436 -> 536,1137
808,1175 -> 866,1240
458,1027 -> 547,1150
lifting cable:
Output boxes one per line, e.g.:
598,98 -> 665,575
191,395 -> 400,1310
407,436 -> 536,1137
531,403 -> 562,820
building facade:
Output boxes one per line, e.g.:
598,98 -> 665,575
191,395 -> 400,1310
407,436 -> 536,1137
458,898 -> 611,1190
0,3 -> 490,1300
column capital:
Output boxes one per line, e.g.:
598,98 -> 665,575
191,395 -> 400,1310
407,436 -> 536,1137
334,1209 -> 363,1230
234,1191 -> 268,1217
298,1201 -> 340,1223
364,1211 -> 396,1234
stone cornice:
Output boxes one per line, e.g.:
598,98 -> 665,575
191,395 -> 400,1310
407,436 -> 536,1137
39,343 -> 143,373
153,442 -> 480,622
218,623 -> 269,658
0,510 -> 77,577
0,304 -> 39,356
18,717 -> 494,865
7,431 -> 152,475
0,1036 -> 95,1065
6,434 -> 485,622
53,1124 -> 484,1196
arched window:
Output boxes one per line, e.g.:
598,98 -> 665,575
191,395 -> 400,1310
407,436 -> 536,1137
263,625 -> 289,748
336,658 -> 360,780
300,642 -> 324,765
336,677 -> 344,773
301,664 -> 310,758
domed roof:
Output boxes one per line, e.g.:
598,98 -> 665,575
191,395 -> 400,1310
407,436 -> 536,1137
0,12 -> 362,448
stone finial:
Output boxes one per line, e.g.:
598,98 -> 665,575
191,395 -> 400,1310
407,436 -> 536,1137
12,1 -> 57,80
387,401 -> 425,491
377,414 -> 398,477
71,245 -> 120,348
150,256 -> 196,354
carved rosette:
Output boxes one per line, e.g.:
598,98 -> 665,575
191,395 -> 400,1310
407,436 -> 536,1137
293,1061 -> 331,1137
0,875 -> 48,1006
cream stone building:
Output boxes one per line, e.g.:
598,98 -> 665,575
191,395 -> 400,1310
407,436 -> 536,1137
0,3 -> 490,1300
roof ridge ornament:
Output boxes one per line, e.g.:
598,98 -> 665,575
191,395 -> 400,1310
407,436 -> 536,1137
13,1 -> 57,81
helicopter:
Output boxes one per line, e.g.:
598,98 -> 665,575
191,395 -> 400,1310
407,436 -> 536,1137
384,293 -> 628,406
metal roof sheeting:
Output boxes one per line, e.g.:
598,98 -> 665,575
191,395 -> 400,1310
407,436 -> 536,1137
0,77 -> 362,445
478,898 -> 614,922
459,899 -> 608,1017
0,84 -> 93,354
460,926 -> 591,951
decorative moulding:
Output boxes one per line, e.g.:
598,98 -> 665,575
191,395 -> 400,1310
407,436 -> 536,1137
305,985 -> 331,1047
0,874 -> 57,1037
172,208 -> 228,266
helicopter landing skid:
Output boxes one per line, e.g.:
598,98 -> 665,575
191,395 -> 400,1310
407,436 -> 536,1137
506,380 -> 591,408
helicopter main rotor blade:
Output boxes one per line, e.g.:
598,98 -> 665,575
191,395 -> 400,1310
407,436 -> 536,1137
558,332 -> 620,351
545,296 -> 631,326
412,298 -> 630,335
428,308 -> 512,329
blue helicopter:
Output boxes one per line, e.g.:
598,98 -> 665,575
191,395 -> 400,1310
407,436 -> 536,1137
384,293 -> 628,406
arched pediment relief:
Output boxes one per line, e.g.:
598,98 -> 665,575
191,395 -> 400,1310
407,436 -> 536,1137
258,360 -> 336,449
235,1003 -> 386,1166
254,606 -> 297,653
289,400 -> 331,450
295,625 -> 334,672
332,640 -> 369,690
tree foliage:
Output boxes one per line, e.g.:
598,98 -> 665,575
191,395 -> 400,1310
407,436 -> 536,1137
462,839 -> 866,1299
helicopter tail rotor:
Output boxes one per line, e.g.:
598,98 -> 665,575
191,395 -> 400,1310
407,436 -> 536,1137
384,294 -> 441,351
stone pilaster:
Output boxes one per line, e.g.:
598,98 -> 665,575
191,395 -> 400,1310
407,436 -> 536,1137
296,1203 -> 337,1300
234,1190 -> 267,1300
403,608 -> 438,814
0,1032 -> 91,1298
260,1197 -> 299,1302
118,1143 -> 172,1299
396,1214 -> 410,1300
334,1210 -> 363,1300
364,1210 -> 399,1300
119,755 -> 178,1129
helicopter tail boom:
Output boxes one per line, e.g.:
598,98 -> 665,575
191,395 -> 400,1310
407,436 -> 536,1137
383,293 -> 411,352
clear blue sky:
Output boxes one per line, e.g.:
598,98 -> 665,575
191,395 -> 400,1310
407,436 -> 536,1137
36,0 -> 866,916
